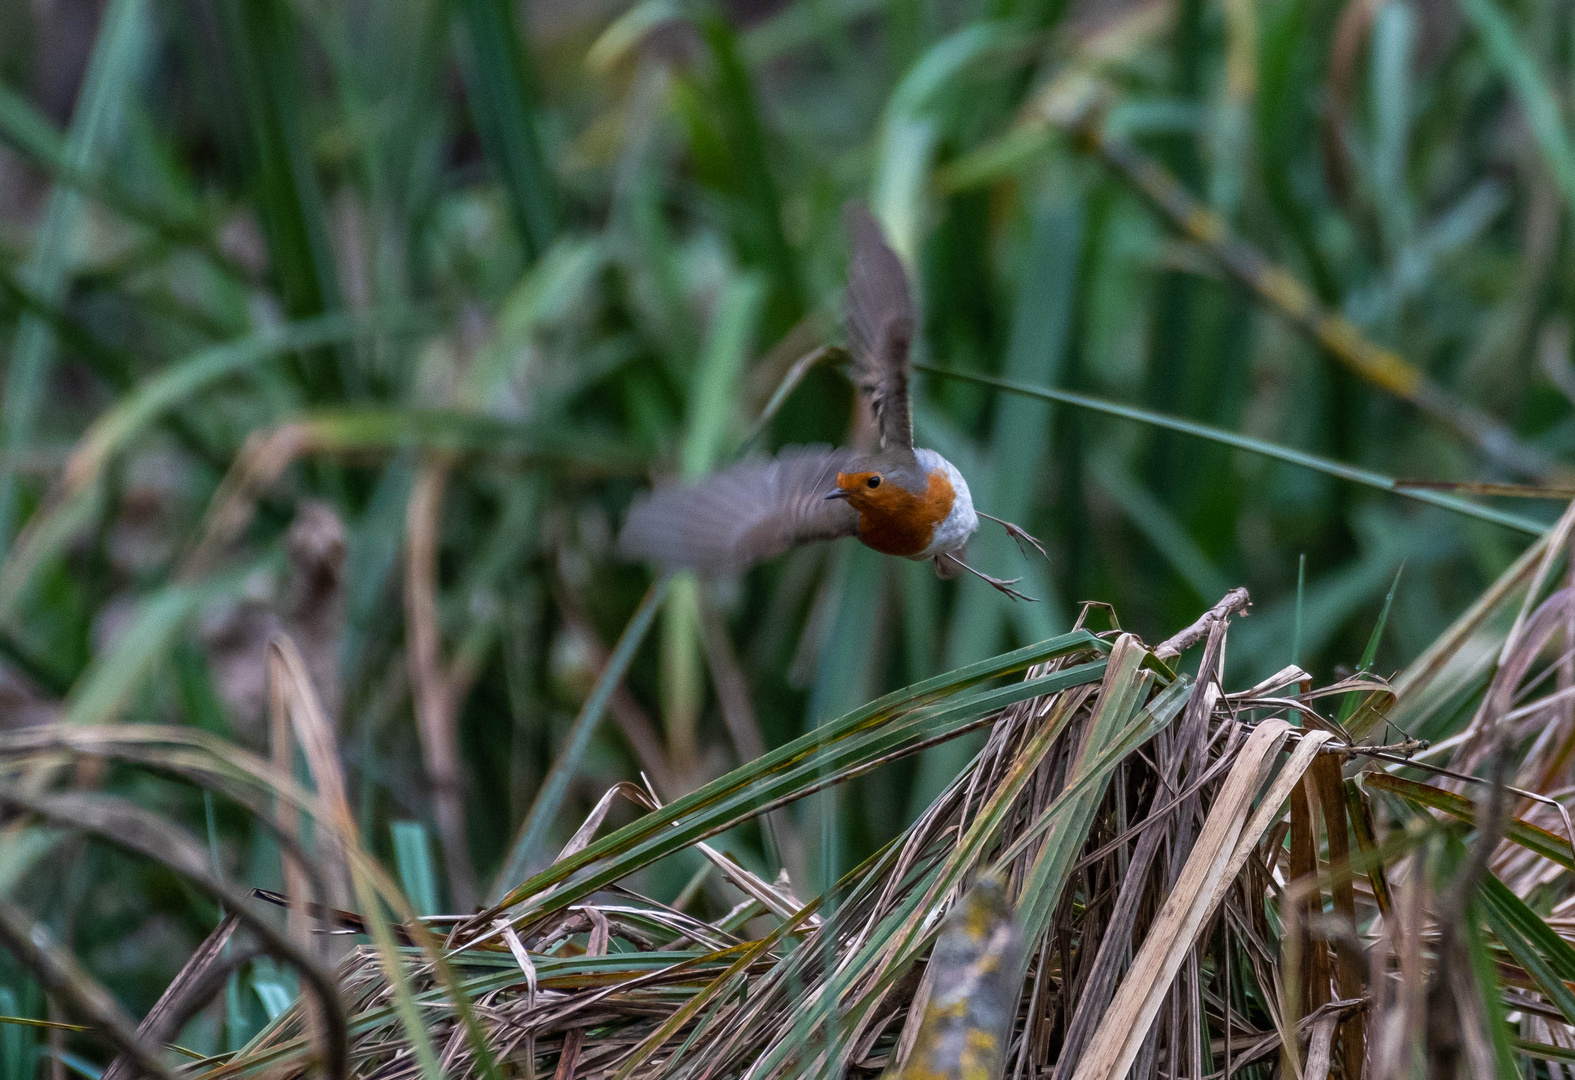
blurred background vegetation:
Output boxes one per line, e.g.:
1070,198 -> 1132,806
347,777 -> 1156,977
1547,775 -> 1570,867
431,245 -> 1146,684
0,0 -> 1570,1065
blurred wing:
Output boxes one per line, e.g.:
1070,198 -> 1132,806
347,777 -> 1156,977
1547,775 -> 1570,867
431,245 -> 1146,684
618,447 -> 858,574
844,203 -> 915,450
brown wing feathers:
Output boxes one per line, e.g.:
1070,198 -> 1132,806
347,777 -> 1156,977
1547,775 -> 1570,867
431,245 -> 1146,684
619,210 -> 917,573
843,204 -> 916,451
618,447 -> 858,573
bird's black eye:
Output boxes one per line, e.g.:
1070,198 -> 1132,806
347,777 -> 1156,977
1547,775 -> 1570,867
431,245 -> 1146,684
867,475 -> 882,488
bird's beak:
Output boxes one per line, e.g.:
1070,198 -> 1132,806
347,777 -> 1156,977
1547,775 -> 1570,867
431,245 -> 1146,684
824,488 -> 850,501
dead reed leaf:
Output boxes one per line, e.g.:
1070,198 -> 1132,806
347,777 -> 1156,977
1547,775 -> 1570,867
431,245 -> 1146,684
1072,721 -> 1331,1080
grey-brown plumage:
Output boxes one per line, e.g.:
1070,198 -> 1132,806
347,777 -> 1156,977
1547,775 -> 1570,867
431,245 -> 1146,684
617,446 -> 858,573
617,209 -> 1037,598
844,202 -> 916,453
618,207 -> 925,576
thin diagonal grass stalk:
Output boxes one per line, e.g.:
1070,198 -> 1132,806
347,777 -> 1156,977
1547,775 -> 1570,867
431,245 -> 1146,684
917,364 -> 1548,536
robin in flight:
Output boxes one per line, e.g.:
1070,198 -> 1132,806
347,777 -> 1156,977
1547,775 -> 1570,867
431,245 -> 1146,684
618,205 -> 1042,600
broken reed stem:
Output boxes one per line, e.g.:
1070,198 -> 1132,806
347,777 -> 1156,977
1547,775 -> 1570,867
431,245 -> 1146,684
1154,586 -> 1249,661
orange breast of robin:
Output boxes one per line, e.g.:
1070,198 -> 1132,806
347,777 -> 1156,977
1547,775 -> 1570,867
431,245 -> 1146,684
853,470 -> 955,557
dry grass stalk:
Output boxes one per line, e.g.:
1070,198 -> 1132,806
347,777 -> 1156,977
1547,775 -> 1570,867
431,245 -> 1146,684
404,453 -> 478,912
180,423 -> 312,581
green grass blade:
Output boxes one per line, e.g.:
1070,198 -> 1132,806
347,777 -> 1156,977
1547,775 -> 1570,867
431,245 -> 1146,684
0,260 -> 137,388
694,15 -> 804,331
1457,0 -> 1575,215
463,238 -> 607,407
0,988 -> 35,1080
664,273 -> 767,780
69,313 -> 406,493
450,0 -> 559,260
0,313 -> 411,628
806,543 -> 886,888
1335,564 -> 1401,723
872,22 -> 1019,259
343,870 -> 445,1080
683,665 -> 1184,1080
0,828 -> 59,899
1370,0 -> 1416,254
1014,638 -> 1154,942
175,639 -> 233,736
1366,775 -> 1575,870
270,408 -> 636,467
342,460 -> 417,684
0,0 -> 150,549
1292,552 -> 1306,666
1465,900 -> 1522,1076
213,0 -> 346,398
1480,874 -> 1575,1026
685,274 -> 766,479
1361,564 -> 1402,672
794,662 -> 1193,1079
907,197 -> 1080,813
916,365 -> 1548,536
492,576 -> 672,900
742,0 -> 884,62
391,822 -> 440,918
1231,516 -> 1434,679
983,198 -> 1081,633
489,632 -> 1110,915
0,85 -> 244,281
62,565 -> 264,728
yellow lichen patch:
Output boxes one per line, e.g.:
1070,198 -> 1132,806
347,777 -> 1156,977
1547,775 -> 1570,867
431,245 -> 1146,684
925,1000 -> 969,1023
957,1029 -> 1001,1080
963,897 -> 998,938
893,877 -> 1022,1080
1317,319 -> 1424,397
1182,206 -> 1227,246
1254,266 -> 1314,321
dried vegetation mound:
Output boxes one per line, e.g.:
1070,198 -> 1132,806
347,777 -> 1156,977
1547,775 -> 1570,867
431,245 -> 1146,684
12,520 -> 1575,1079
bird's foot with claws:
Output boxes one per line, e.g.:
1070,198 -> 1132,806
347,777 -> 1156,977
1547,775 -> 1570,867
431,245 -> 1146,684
978,511 -> 1050,564
938,554 -> 1037,602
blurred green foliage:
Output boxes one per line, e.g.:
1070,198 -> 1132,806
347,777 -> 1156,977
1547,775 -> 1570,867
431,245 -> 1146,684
0,0 -> 1567,1065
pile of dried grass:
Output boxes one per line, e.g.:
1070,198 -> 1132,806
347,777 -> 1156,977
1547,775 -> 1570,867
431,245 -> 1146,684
12,519 -> 1575,1080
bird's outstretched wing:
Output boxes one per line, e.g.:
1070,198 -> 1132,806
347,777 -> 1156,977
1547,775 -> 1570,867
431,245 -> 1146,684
844,203 -> 916,451
619,447 -> 858,574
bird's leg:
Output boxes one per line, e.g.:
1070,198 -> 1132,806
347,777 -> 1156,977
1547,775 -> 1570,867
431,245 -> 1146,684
933,553 -> 962,580
977,511 -> 1050,564
936,553 -> 1037,603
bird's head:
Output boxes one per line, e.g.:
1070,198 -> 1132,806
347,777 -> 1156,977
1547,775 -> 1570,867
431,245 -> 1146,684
826,470 -> 892,512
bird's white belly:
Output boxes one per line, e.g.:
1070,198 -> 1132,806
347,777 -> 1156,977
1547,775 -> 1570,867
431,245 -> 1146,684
912,448 -> 977,560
